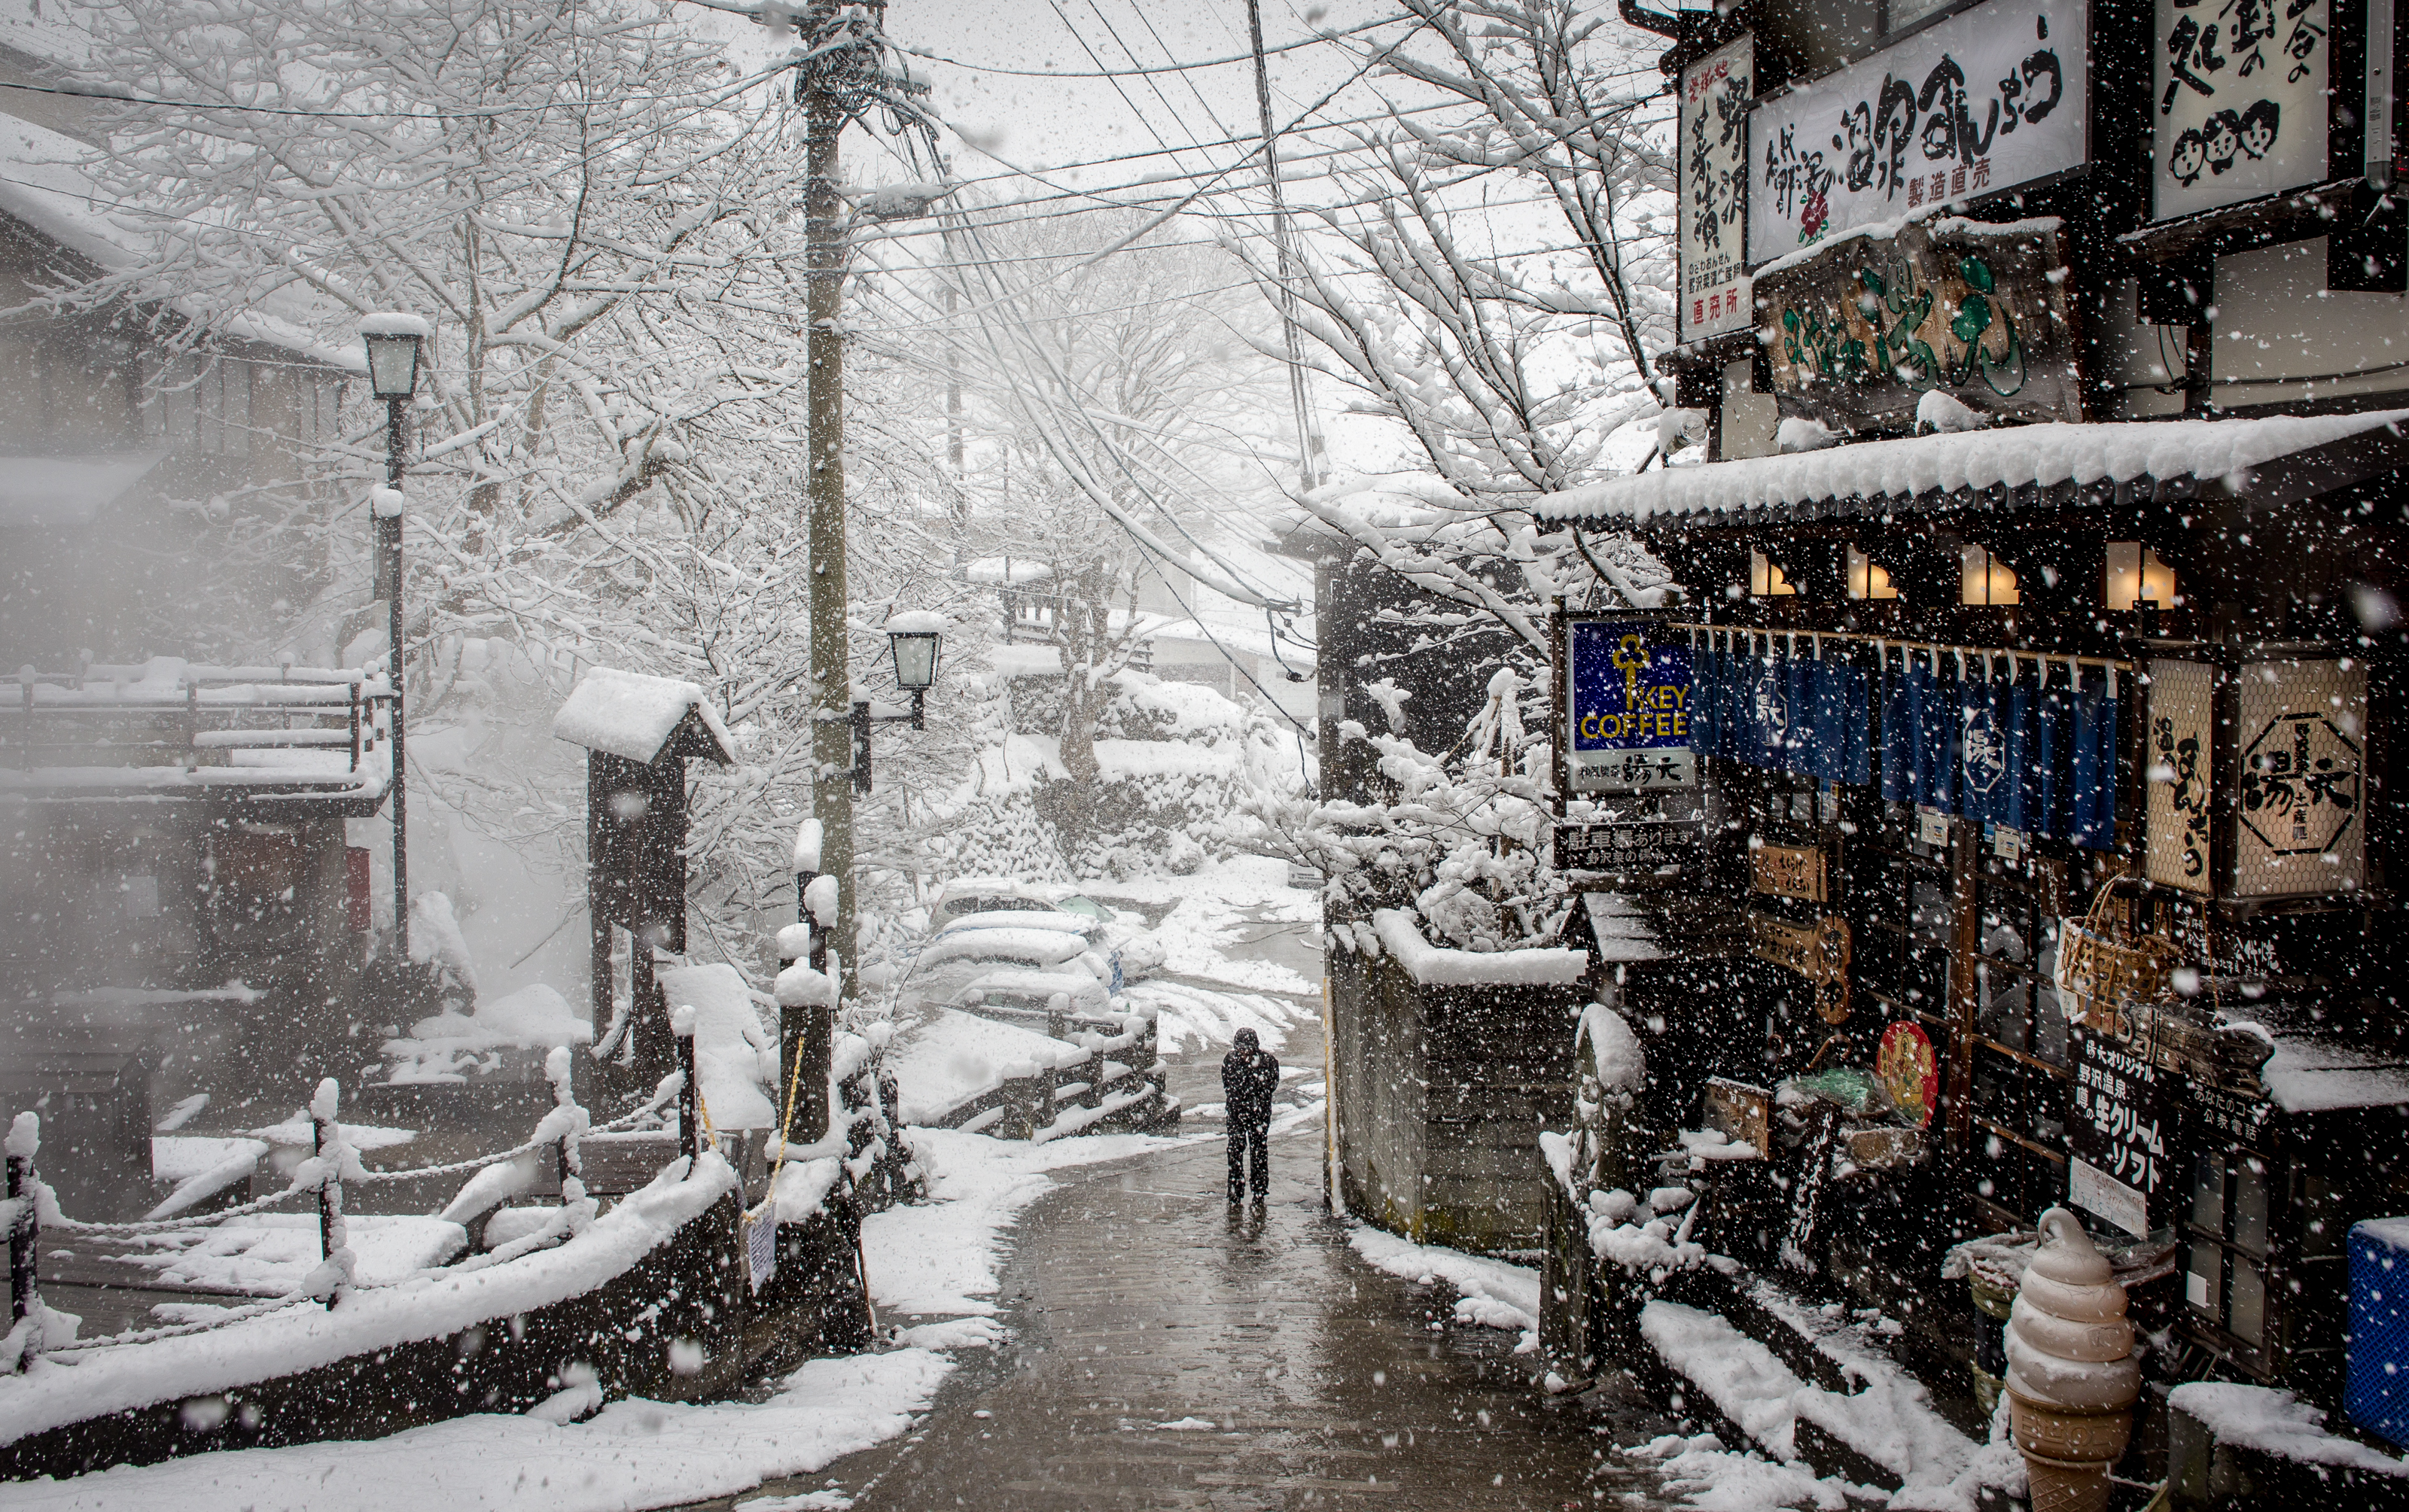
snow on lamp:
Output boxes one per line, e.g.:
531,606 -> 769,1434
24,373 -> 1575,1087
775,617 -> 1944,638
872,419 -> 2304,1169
361,315 -> 427,401
885,612 -> 943,691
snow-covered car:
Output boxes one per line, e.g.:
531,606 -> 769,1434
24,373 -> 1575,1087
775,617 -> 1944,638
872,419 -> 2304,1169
900,879 -> 1164,1025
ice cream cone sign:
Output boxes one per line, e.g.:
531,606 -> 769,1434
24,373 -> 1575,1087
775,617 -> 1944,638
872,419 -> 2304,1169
2004,1208 -> 2138,1512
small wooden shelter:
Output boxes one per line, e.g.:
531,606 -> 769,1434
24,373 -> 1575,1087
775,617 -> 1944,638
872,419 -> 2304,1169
552,668 -> 734,1096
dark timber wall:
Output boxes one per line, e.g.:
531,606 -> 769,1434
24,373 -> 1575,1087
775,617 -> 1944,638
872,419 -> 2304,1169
1327,945 -> 1578,1255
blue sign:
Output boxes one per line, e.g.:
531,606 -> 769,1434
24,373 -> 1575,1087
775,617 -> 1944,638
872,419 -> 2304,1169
1566,620 -> 1697,793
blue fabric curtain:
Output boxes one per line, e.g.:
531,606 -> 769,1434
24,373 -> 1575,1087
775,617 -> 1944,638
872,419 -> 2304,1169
1676,637 -> 2109,844
2071,666 -> 2118,849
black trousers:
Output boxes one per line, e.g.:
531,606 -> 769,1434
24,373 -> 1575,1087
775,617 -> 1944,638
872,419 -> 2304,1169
1227,1118 -> 1269,1197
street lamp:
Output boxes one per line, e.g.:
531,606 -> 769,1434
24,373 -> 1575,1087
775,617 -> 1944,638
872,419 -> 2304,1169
361,314 -> 427,954
850,613 -> 944,794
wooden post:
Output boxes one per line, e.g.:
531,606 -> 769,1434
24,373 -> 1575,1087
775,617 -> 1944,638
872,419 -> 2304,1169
7,1113 -> 35,1342
312,1085 -> 344,1309
675,1005 -> 699,1164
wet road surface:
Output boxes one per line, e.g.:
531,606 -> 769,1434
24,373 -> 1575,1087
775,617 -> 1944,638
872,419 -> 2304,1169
699,1017 -> 1678,1511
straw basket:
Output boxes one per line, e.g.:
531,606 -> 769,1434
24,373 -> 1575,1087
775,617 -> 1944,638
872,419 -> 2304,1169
2054,876 -> 2179,1045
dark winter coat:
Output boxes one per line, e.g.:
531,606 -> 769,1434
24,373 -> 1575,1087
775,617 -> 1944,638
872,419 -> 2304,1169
1221,1028 -> 1279,1128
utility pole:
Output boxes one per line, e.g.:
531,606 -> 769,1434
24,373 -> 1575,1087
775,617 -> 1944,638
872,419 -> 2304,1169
803,0 -> 858,1008
1245,0 -> 1326,494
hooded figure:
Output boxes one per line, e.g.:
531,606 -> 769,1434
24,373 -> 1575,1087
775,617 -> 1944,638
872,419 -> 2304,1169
1221,1027 -> 1280,1200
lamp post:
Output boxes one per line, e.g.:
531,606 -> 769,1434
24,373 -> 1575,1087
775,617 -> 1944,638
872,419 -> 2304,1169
848,617 -> 943,795
362,316 -> 425,954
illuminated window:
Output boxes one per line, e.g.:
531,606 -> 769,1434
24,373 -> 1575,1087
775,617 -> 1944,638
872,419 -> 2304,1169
1960,545 -> 2021,606
1750,549 -> 1798,597
2106,543 -> 2177,610
1847,546 -> 1899,601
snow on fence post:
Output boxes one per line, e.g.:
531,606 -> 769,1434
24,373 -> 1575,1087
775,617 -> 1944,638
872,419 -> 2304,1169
307,1079 -> 356,1308
546,1045 -> 586,1200
7,1113 -> 38,1360
671,1004 -> 700,1164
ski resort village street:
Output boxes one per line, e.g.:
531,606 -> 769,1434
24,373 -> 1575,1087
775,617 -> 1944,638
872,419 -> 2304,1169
13,0 -> 2409,1509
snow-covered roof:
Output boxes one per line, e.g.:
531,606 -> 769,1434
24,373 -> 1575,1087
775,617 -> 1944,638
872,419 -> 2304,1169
550,667 -> 734,765
0,114 -> 362,372
1532,410 -> 2409,529
0,450 -> 167,528
964,557 -> 1055,586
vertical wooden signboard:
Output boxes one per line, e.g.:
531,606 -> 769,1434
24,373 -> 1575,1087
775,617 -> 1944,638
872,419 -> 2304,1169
2146,659 -> 2216,896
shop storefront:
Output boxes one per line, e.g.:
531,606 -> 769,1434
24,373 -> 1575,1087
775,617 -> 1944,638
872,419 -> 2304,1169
1540,406 -> 2409,1422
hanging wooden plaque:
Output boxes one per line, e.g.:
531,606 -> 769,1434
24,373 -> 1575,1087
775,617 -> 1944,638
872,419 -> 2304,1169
2231,657 -> 2365,897
1748,910 -> 1853,1023
2146,659 -> 2216,896
1751,842 -> 1829,902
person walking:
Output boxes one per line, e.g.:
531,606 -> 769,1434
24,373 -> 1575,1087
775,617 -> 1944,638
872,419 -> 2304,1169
1222,1027 -> 1278,1202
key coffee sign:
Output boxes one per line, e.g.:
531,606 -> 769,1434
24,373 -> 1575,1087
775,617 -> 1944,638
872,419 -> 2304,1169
1756,217 -> 2083,431
1565,618 -> 1695,794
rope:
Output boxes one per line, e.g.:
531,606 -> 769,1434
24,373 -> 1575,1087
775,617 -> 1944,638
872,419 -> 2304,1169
38,1295 -> 319,1352
753,1012 -> 822,1224
38,1091 -> 672,1235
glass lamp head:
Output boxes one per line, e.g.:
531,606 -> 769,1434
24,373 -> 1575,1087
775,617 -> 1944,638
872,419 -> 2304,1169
364,331 -> 423,400
888,629 -> 940,691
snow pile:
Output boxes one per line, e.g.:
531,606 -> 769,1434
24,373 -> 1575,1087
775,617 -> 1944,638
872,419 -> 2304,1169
550,666 -> 732,764
2169,1383 -> 2409,1475
1346,1225 -> 1541,1350
96,1215 -> 467,1294
382,984 -> 592,1085
1578,999 -> 1646,1095
882,1007 -> 1091,1126
656,964 -> 778,1131
1626,1432 -> 1865,1512
1128,980 -> 1314,1057
0,1155 -> 739,1447
1582,1185 -> 1709,1274
1638,1300 -> 2020,1510
0,1347 -> 952,1512
1369,909 -> 1585,987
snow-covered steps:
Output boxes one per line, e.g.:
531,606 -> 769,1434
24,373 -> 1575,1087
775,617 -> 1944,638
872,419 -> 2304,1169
1629,1272 -> 2022,1510
2168,1382 -> 2409,1509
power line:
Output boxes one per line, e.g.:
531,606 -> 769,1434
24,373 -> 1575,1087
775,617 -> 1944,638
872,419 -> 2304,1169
882,10 -> 1415,78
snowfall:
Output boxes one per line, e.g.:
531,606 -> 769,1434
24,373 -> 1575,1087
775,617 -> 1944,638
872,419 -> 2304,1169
0,859 -> 1373,1512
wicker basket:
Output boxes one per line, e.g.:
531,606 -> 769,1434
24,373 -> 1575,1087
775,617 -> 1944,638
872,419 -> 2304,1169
2054,875 -> 2179,1045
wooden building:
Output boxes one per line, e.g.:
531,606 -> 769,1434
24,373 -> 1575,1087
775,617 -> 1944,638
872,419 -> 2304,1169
1525,0 -> 2409,1463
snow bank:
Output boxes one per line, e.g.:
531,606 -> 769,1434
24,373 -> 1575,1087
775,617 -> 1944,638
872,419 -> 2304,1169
1370,909 -> 1586,987
0,1155 -> 739,1447
656,965 -> 777,1131
0,1346 -> 950,1512
882,1008 -> 1089,1126
1345,1225 -> 1540,1346
2170,1382 -> 2409,1474
550,667 -> 732,764
383,984 -> 591,1085
96,1215 -> 467,1294
1638,1299 -> 2017,1510
1578,1001 -> 1645,1094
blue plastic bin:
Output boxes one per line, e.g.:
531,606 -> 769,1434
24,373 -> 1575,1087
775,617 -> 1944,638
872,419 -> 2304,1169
2349,1218 -> 2409,1449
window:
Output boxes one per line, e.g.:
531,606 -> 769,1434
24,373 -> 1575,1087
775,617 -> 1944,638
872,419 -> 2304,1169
154,354 -> 254,456
2106,543 -> 2177,610
1750,549 -> 1798,597
1961,545 -> 2021,606
2186,1146 -> 2275,1351
1848,546 -> 1900,600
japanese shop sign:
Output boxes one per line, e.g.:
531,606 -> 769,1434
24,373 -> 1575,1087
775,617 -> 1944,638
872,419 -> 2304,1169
2146,659 -> 2217,896
1751,841 -> 1829,902
1756,216 -> 2083,430
1747,0 -> 2089,257
2071,1028 -> 2168,1237
1565,619 -> 1695,793
2233,657 -> 2365,895
2152,0 -> 2331,220
1555,820 -> 1704,874
1680,35 -> 1754,344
